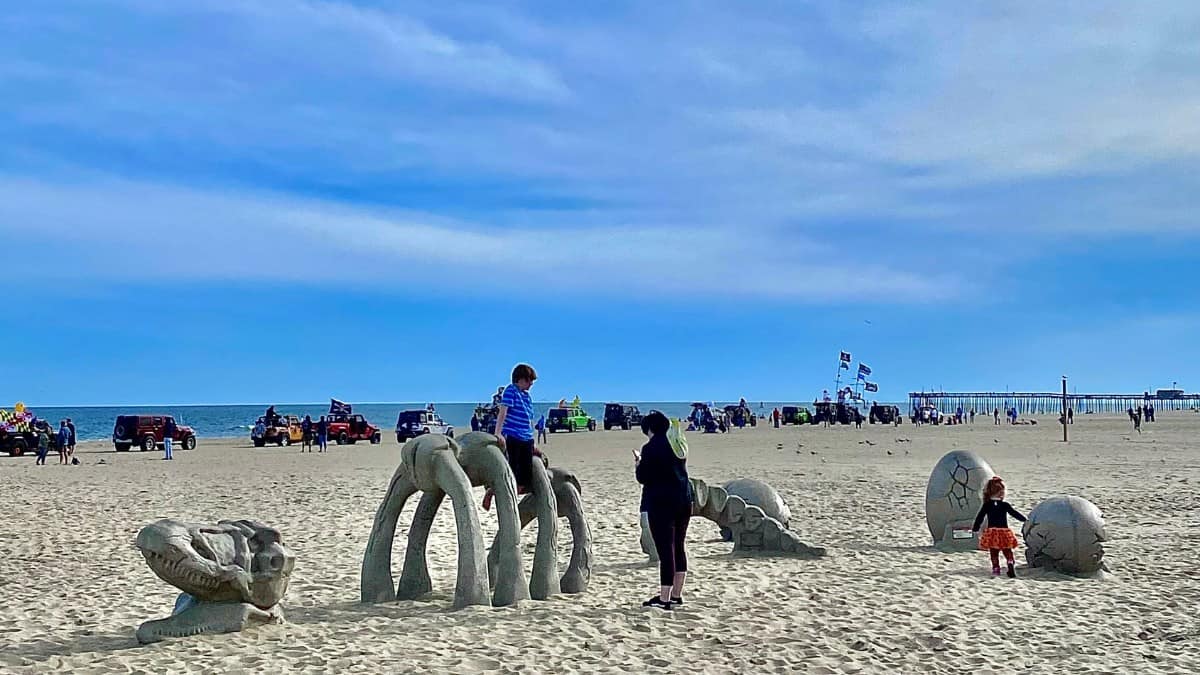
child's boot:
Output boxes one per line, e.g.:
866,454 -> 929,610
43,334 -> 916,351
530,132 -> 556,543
1006,563 -> 1016,578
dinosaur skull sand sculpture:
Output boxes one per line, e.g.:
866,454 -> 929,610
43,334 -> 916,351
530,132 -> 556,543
641,477 -> 825,560
361,432 -> 576,608
135,519 -> 294,644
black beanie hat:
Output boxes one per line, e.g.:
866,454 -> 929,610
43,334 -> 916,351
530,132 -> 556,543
640,410 -> 670,436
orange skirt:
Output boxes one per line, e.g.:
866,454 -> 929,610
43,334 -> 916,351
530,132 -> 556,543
979,527 -> 1019,551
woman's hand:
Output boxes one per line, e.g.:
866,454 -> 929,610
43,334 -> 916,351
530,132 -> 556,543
632,448 -> 641,463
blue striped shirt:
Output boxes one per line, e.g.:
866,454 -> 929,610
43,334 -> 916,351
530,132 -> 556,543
500,384 -> 535,441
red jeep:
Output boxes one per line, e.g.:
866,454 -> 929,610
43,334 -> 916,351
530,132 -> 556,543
327,413 -> 381,445
112,415 -> 197,452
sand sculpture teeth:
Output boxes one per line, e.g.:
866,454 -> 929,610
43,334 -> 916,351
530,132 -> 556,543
134,519 -> 293,644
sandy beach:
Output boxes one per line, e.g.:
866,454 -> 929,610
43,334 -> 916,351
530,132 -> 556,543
3,414 -> 1199,674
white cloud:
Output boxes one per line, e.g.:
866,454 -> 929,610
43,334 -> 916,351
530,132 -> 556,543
3,176 -> 942,299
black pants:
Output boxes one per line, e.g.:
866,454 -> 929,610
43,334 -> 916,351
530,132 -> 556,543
505,436 -> 535,490
647,506 -> 690,586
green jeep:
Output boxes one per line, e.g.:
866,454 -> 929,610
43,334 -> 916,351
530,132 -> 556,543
547,407 -> 596,433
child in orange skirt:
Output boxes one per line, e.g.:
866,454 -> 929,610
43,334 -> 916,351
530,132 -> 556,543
971,476 -> 1027,577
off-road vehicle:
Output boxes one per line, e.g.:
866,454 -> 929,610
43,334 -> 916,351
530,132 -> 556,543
547,407 -> 596,433
395,409 -> 454,443
603,403 -> 642,430
112,415 -> 197,452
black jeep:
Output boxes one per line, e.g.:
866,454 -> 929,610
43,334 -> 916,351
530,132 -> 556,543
603,403 -> 642,430
869,404 -> 901,425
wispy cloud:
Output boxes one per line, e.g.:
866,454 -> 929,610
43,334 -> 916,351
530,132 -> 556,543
5,0 -> 1200,301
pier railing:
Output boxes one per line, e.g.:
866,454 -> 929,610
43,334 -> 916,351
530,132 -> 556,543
906,391 -> 1199,415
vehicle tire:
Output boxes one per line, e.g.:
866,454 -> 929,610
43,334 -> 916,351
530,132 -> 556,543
588,420 -> 596,431
10,438 -> 27,457
114,424 -> 127,439
568,422 -> 576,433
549,428 -> 556,434
253,439 -> 265,448
184,436 -> 196,451
141,435 -> 157,452
623,421 -> 631,431
396,434 -> 406,444
371,432 -> 381,445
115,443 -> 131,452
604,423 -> 611,430
446,429 -> 454,439
338,432 -> 349,445
422,428 -> 430,436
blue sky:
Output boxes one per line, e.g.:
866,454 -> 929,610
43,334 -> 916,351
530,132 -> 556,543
3,1 -> 1199,405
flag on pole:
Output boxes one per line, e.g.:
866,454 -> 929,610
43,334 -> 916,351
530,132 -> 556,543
330,398 -> 352,415
840,351 -> 852,364
858,363 -> 872,377
839,361 -> 849,370
865,382 -> 879,393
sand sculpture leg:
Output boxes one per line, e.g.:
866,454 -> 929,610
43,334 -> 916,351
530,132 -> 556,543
456,433 -> 529,607
396,490 -> 444,600
518,467 -> 592,594
137,599 -> 282,644
361,435 -> 491,609
526,460 -> 561,600
360,467 -> 419,603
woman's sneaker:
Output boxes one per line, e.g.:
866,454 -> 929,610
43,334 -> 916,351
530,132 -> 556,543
642,597 -> 672,610
670,597 -> 683,606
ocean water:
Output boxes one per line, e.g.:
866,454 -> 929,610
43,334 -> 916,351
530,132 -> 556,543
15,400 -> 906,443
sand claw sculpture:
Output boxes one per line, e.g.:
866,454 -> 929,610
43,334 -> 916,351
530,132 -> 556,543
135,519 -> 293,644
511,464 -> 592,594
642,478 -> 825,560
361,432 -> 569,608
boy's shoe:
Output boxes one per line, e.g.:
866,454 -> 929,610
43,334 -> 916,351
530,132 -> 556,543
1006,565 -> 1016,578
642,597 -> 672,610
482,489 -> 494,511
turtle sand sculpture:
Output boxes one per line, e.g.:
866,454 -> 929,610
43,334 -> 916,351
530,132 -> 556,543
717,478 -> 792,542
135,519 -> 295,644
361,432 -> 590,608
641,477 -> 824,560
925,450 -> 996,552
1022,496 -> 1108,576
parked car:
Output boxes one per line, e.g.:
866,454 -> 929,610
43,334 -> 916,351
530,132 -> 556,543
0,425 -> 58,457
603,403 -> 642,430
547,407 -> 596,433
326,413 -> 382,445
723,404 -> 756,428
112,415 -> 197,452
251,415 -> 303,447
395,409 -> 454,443
780,406 -> 812,425
812,402 -> 863,425
869,404 -> 901,425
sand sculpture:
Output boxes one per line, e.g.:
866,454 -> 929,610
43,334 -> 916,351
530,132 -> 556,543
718,478 -> 792,542
1022,496 -> 1108,575
135,519 -> 294,644
362,432 -> 589,608
641,477 -> 824,560
925,450 -> 996,552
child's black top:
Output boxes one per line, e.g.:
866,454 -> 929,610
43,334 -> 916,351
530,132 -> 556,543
972,499 -> 1027,531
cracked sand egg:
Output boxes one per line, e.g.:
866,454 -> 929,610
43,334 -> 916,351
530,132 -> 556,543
925,450 -> 996,548
1022,495 -> 1107,575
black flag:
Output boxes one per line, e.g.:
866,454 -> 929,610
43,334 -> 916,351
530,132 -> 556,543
330,398 -> 352,415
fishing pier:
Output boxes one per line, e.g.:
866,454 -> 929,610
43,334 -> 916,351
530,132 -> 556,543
907,390 -> 1198,415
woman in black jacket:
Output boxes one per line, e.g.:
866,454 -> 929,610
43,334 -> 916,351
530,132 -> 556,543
634,411 -> 693,609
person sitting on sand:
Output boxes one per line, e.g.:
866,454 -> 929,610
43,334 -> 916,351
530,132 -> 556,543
972,476 -> 1027,578
635,411 -> 692,609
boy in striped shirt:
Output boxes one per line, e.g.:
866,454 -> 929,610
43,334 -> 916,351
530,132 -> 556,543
484,363 -> 538,510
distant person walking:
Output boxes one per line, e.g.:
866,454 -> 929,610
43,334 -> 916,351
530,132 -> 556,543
163,416 -> 177,460
994,408 -> 1000,425
1133,408 -> 1142,433
317,416 -> 329,452
772,408 -> 780,428
301,415 -> 313,452
1067,407 -> 1073,424
536,414 -> 547,445
57,421 -> 70,464
969,408 -> 976,424
635,411 -> 692,609
36,425 -> 51,465
66,418 -> 77,461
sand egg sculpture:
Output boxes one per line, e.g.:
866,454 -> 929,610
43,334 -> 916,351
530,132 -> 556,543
925,450 -> 996,551
1022,496 -> 1107,576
